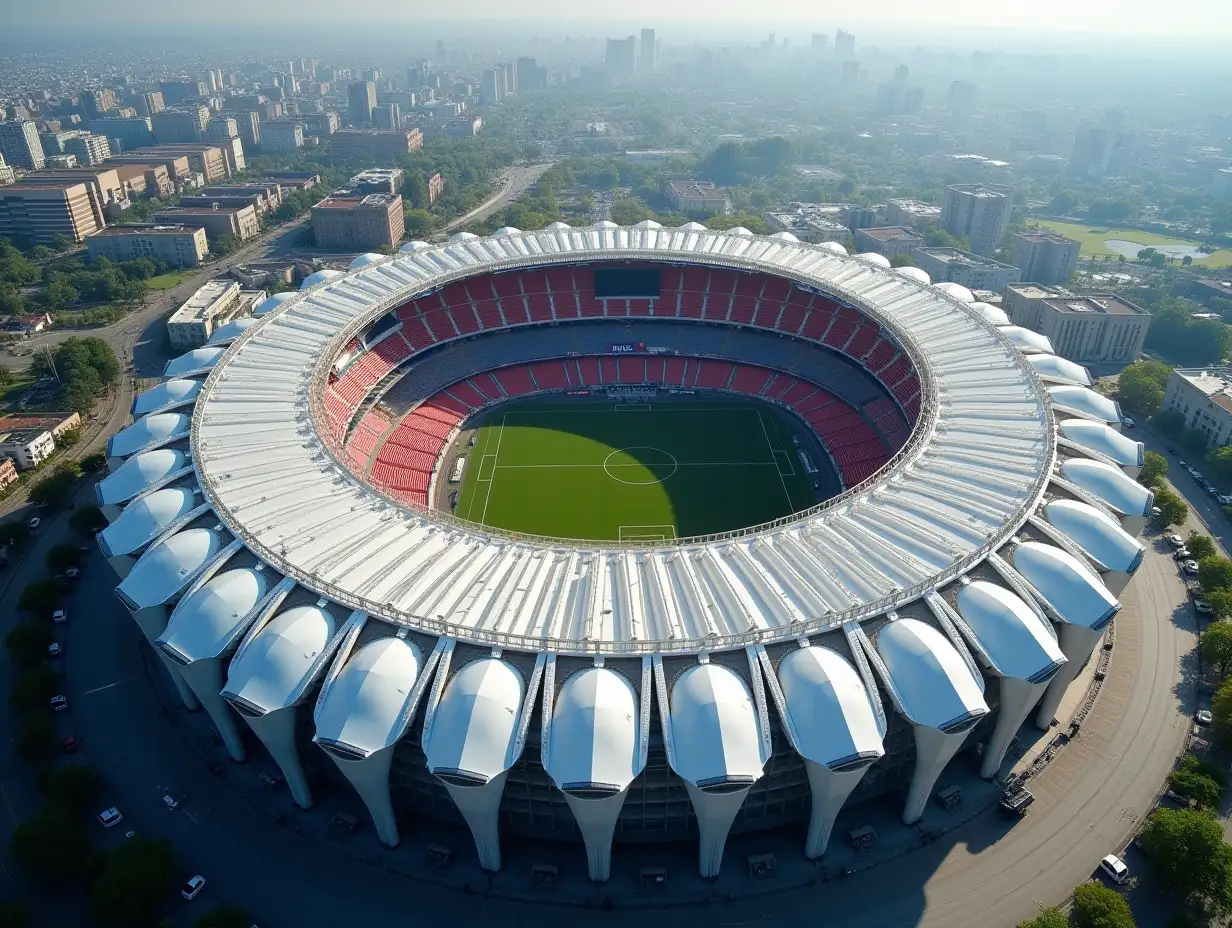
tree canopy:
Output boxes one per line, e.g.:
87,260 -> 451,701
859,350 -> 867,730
1153,486 -> 1188,528
1016,908 -> 1069,928
1072,882 -> 1136,927
1168,755 -> 1228,810
1139,807 -> 1232,912
91,837 -> 177,926
9,802 -> 91,886
1117,360 -> 1172,416
1145,304 -> 1232,367
1139,451 -> 1168,487
1199,556 -> 1232,595
1203,622 -> 1232,677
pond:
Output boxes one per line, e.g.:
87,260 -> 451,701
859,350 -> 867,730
1104,239 -> 1207,260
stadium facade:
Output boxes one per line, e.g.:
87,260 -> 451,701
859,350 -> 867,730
97,222 -> 1147,882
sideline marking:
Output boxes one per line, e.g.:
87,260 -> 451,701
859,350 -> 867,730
82,675 -> 139,695
476,454 -> 497,482
755,409 -> 793,508
773,449 -> 795,476
619,524 -> 676,541
479,414 -> 507,526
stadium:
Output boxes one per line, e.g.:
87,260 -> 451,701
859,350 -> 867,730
96,221 -> 1149,883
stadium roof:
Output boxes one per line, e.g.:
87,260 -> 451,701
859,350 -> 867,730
776,646 -> 885,768
187,225 -> 1058,654
544,666 -> 642,792
223,604 -> 339,714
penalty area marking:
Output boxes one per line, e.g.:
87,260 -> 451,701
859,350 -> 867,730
773,449 -> 795,476
476,454 -> 497,481
619,524 -> 677,542
614,404 -> 652,412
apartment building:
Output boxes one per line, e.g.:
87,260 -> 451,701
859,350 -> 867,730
1002,283 -> 1150,363
0,182 -> 104,244
86,224 -> 209,267
311,192 -> 404,250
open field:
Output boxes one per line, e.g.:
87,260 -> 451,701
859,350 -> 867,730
1033,220 -> 1232,268
455,398 -> 822,541
146,269 -> 198,291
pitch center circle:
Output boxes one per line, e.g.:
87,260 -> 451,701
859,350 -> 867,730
603,447 -> 678,486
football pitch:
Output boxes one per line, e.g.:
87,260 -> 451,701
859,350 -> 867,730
454,398 -> 822,542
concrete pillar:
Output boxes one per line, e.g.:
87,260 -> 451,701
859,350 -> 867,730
1098,570 -> 1131,597
240,706 -> 313,809
324,744 -> 399,846
803,762 -> 867,859
101,502 -> 124,523
980,677 -> 1047,779
562,788 -> 628,882
1119,513 -> 1146,537
903,725 -> 971,825
1035,623 -> 1104,729
178,658 -> 246,762
131,604 -> 198,710
443,772 -> 509,872
684,782 -> 750,879
106,553 -> 137,580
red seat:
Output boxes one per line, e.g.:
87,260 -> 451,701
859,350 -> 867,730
528,360 -> 568,390
493,365 -> 535,396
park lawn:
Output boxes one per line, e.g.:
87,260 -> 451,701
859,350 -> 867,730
454,398 -> 820,542
0,366 -> 35,410
1033,220 -> 1232,268
146,269 -> 198,290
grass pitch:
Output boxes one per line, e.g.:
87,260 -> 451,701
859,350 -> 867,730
455,398 -> 821,541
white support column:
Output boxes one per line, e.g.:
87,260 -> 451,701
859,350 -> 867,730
1098,570 -> 1131,596
240,706 -> 312,808
684,783 -> 751,879
1035,623 -> 1104,729
443,771 -> 509,872
803,762 -> 867,859
106,553 -> 138,580
100,502 -> 124,523
903,725 -> 971,825
131,604 -> 198,710
563,789 -> 628,882
326,744 -> 399,847
177,658 -> 246,762
980,677 -> 1047,779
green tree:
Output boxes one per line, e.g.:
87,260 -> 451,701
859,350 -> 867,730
1016,908 -> 1068,928
1154,486 -> 1188,528
16,580 -> 60,619
80,452 -> 107,473
1072,882 -> 1136,927
1139,451 -> 1168,487
1199,556 -> 1232,594
403,208 -> 435,239
28,470 -> 76,508
1140,807 -> 1232,912
91,836 -> 177,926
5,622 -> 53,669
1209,446 -> 1232,487
0,523 -> 30,548
45,543 -> 82,573
1187,533 -> 1218,561
9,666 -> 58,713
195,906 -> 253,928
1156,407 -> 1188,437
1117,360 -> 1172,416
1168,755 -> 1228,809
0,900 -> 32,928
1214,675 -> 1232,745
1203,622 -> 1232,676
1208,589 -> 1232,620
9,802 -> 92,885
69,506 -> 107,535
43,765 -> 102,813
16,712 -> 56,763
55,427 -> 81,449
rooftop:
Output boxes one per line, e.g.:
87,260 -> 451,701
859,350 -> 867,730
668,180 -> 728,200
313,193 -> 399,210
859,226 -> 924,244
91,224 -> 201,237
155,205 -> 251,216
1017,230 -> 1079,245
168,280 -> 238,325
1176,368 -> 1232,402
915,247 -> 1018,270
886,198 -> 941,216
1041,293 -> 1147,317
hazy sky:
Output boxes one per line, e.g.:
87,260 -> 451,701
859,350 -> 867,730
7,0 -> 1232,38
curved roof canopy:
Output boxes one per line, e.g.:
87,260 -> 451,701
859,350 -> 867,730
855,252 -> 891,268
348,253 -> 385,270
933,282 -> 975,303
253,292 -> 295,316
968,302 -> 1010,326
108,413 -> 189,459
1049,386 -> 1121,424
815,241 -> 847,255
1011,541 -> 1119,628
1060,458 -> 1153,516
1043,499 -> 1144,573
545,667 -> 641,793
448,232 -> 479,243
1027,354 -> 1093,386
159,567 -> 270,661
301,269 -> 343,289
633,220 -> 663,230
492,226 -> 522,236
669,663 -> 767,788
207,317 -> 257,345
1058,419 -> 1143,467
679,222 -> 707,231
314,637 -> 423,756
399,241 -> 433,253
955,581 -> 1065,681
545,221 -> 572,231
116,527 -> 225,610
424,658 -> 525,784
224,604 -> 338,713
777,646 -> 884,768
99,487 -> 198,558
875,618 -> 988,730
998,326 -> 1054,354
896,266 -> 931,285
163,346 -> 223,379
97,448 -> 188,506
132,379 -> 201,416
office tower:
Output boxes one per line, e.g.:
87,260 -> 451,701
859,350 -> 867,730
0,120 -> 46,170
348,81 -> 377,127
0,182 -> 102,243
811,33 -> 829,52
92,116 -> 154,152
947,81 -> 978,112
372,104 -> 401,130
206,116 -> 239,142
1070,126 -> 1113,178
63,133 -> 111,166
640,29 -> 657,72
516,58 -> 547,92
605,36 -> 638,80
158,80 -> 207,104
152,111 -> 202,143
942,184 -> 1014,256
835,30 -> 856,57
480,69 -> 508,105
1010,231 -> 1081,285
261,120 -> 304,153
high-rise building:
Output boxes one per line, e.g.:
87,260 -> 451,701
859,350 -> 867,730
515,58 -> 547,92
947,81 -> 978,112
811,33 -> 829,52
0,182 -> 103,243
1010,231 -> 1081,285
347,81 -> 377,128
606,36 -> 638,80
63,133 -> 111,166
372,104 -> 400,130
227,111 -> 261,150
152,110 -> 204,143
941,183 -> 1014,256
206,116 -> 238,142
1070,126 -> 1113,178
0,120 -> 46,170
311,192 -> 404,250
480,68 -> 508,105
86,224 -> 208,267
133,91 -> 165,117
835,29 -> 856,58
158,80 -> 207,105
261,120 -> 304,153
1004,284 -> 1150,363
640,29 -> 657,72
329,129 -> 423,162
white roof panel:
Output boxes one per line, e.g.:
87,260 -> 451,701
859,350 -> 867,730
777,646 -> 884,767
99,487 -> 198,557
224,604 -> 337,712
998,326 -> 1053,354
132,379 -> 202,416
1043,499 -> 1144,573
669,663 -> 767,787
1058,419 -> 1143,467
955,581 -> 1065,681
1011,541 -> 1118,628
424,657 -> 524,782
116,527 -> 224,610
1027,354 -> 1093,386
314,637 -> 422,755
545,666 -> 641,791
1060,458 -> 1153,516
875,618 -> 988,729
159,567 -> 270,661
97,448 -> 188,506
163,347 -> 223,379
107,413 -> 189,459
1049,386 -> 1121,424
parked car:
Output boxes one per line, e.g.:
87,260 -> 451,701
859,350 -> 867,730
1196,600 -> 1215,615
181,875 -> 206,901
1100,854 -> 1130,884
163,794 -> 180,811
97,807 -> 123,829
1179,460 -> 1189,469
59,734 -> 78,753
49,695 -> 67,711
1184,560 -> 1201,576
1167,534 -> 1185,548
1166,446 -> 1176,454
47,642 -> 61,657
1151,506 -> 1163,518
1197,709 -> 1214,726
27,517 -> 40,530
1122,417 -> 1136,428
51,609 -> 67,624
1174,547 -> 1191,561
